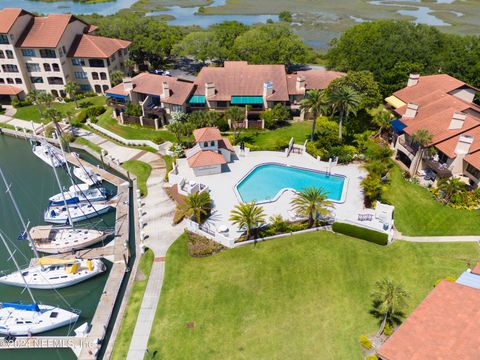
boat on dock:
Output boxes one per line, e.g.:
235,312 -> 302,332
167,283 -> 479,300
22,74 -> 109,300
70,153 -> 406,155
44,202 -> 111,224
73,166 -> 103,186
49,183 -> 108,206
29,225 -> 111,254
0,258 -> 106,289
32,142 -> 65,168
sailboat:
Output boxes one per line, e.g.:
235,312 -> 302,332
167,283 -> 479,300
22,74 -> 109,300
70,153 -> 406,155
32,141 -> 65,168
0,232 -> 80,335
73,166 -> 103,186
49,183 -> 108,206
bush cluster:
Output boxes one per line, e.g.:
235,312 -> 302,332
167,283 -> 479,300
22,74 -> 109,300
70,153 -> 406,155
186,231 -> 224,257
11,98 -> 32,108
359,335 -> 372,350
86,105 -> 106,119
76,92 -> 97,100
332,222 -> 388,246
257,215 -> 309,238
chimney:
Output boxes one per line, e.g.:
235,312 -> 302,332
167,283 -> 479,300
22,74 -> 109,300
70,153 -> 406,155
403,103 -> 419,119
123,77 -> 133,93
263,81 -> 273,98
205,82 -> 215,97
296,76 -> 306,91
448,112 -> 466,130
162,81 -> 170,99
407,73 -> 420,87
454,134 -> 474,156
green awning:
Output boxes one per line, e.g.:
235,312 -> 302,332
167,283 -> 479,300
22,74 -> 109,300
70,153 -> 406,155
188,95 -> 206,104
231,96 -> 264,105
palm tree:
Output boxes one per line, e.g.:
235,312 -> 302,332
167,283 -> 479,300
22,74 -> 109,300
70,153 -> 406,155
64,81 -> 80,109
328,85 -> 361,140
361,175 -> 385,208
411,129 -> 433,176
180,191 -> 211,224
124,58 -> 136,77
26,89 -> 43,117
44,108 -> 63,125
372,109 -> 393,138
291,187 -> 333,228
110,70 -> 125,87
437,177 -> 466,203
300,89 -> 329,142
370,278 -> 409,335
225,106 -> 245,144
39,92 -> 54,111
229,202 -> 266,240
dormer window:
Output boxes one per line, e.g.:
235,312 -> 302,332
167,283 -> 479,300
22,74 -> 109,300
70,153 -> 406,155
204,142 -> 208,147
211,141 -> 215,146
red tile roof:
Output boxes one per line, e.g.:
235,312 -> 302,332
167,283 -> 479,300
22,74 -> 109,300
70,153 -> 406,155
219,137 -> 234,152
0,8 -> 31,34
17,14 -> 87,48
0,85 -> 23,95
193,61 -> 289,102
471,263 -> 480,275
68,34 -> 130,59
379,280 -> 480,360
106,73 -> 194,106
187,150 -> 226,168
286,70 -> 345,95
193,127 -> 223,142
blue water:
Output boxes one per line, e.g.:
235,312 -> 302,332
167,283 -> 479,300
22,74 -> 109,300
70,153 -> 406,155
236,163 -> 345,203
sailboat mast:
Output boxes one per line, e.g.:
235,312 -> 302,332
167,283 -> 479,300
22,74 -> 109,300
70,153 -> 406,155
0,232 -> 36,304
47,146 -> 75,227
0,166 -> 41,260
56,131 -> 74,188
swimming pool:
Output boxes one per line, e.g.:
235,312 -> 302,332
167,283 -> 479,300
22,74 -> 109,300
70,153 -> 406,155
236,163 -> 346,203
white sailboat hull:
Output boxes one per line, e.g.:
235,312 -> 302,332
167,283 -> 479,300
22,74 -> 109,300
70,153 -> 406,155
32,144 -> 65,168
49,184 -> 107,206
0,304 -> 79,336
44,202 -> 111,224
73,167 -> 102,186
30,226 -> 110,254
0,259 -> 106,289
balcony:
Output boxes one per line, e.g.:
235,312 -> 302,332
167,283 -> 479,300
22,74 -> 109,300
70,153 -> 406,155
107,98 -> 127,109
424,159 -> 452,179
47,77 -> 64,85
397,136 -> 418,156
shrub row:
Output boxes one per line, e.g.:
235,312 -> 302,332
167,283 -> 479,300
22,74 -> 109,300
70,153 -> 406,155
11,98 -> 32,108
332,222 -> 388,246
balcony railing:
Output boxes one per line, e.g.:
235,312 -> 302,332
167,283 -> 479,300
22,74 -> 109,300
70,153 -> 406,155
398,137 -> 418,155
424,159 -> 452,179
107,98 -> 126,108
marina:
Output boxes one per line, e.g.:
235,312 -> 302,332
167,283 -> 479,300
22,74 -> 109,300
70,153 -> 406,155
0,133 -> 138,359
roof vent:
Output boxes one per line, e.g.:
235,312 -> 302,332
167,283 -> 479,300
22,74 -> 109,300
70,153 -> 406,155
454,134 -> 474,156
404,103 -> 419,119
263,81 -> 273,98
123,77 -> 133,92
162,81 -> 170,99
448,112 -> 466,130
407,73 -> 420,87
296,76 -> 306,91
205,82 -> 215,97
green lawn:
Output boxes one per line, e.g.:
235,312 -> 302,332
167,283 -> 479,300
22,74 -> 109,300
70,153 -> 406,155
147,232 -> 479,360
97,109 -> 176,144
236,121 -> 313,150
111,249 -> 154,359
122,160 -> 152,197
74,137 -> 104,154
383,167 -> 480,236
14,96 -> 106,123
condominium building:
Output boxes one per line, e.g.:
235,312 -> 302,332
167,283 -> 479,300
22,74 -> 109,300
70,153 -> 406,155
0,8 -> 130,102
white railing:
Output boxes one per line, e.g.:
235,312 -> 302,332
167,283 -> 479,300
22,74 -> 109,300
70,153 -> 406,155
185,219 -> 236,248
88,122 -> 163,151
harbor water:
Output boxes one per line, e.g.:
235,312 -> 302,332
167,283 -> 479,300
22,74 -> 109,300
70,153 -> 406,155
0,135 -> 117,359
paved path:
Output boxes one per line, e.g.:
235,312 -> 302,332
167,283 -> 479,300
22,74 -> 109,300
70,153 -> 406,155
394,230 -> 479,242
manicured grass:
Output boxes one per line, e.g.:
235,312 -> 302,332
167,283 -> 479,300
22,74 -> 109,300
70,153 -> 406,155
111,249 -> 154,359
122,160 -> 152,197
97,109 -> 176,144
237,121 -> 313,150
383,167 -> 480,236
75,137 -> 104,154
14,96 -> 106,124
163,154 -> 173,181
148,232 -> 479,360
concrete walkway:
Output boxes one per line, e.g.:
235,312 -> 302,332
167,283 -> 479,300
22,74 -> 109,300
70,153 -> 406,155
394,230 -> 479,242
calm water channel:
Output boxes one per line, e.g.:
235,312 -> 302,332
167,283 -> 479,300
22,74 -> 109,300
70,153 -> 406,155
0,135 -> 117,359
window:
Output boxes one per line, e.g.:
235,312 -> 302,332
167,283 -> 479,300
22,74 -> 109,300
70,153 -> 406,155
100,72 -> 107,80
22,49 -> 35,57
58,48 -> 63,57
30,76 -> 44,84
26,63 -> 40,72
0,35 -> 8,44
43,63 -> 51,72
51,90 -> 59,97
6,78 -> 13,84
71,58 -> 85,66
1,65 -> 19,73
39,49 -> 56,58
94,85 -> 101,93
111,54 -> 116,61
5,50 -> 13,59
217,101 -> 228,108
0,50 -> 4,59
466,164 -> 480,179
74,71 -> 87,79
210,141 -> 215,146
47,77 -> 63,85
89,59 -> 104,68
15,78 -> 22,84
80,84 -> 91,92
62,46 -> 66,54
102,85 -> 109,92
52,63 -> 60,72
92,72 -> 99,80
0,79 -> 4,84
438,151 -> 449,164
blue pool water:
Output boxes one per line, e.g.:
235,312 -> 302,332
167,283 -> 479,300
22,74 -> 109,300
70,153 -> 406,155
236,163 -> 345,203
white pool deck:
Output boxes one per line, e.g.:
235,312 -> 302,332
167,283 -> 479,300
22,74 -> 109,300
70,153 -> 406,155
173,149 -> 393,242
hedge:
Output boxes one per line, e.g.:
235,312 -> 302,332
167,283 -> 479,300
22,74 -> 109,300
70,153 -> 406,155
332,222 -> 388,246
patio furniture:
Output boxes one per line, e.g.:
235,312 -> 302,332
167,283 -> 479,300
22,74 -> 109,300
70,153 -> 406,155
217,225 -> 229,233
